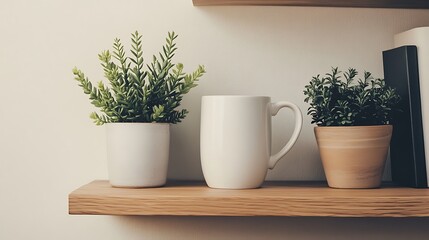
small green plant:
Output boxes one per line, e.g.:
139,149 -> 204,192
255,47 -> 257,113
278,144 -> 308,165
303,67 -> 400,126
73,31 -> 205,125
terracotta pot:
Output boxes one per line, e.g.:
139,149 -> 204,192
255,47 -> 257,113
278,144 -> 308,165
314,125 -> 393,189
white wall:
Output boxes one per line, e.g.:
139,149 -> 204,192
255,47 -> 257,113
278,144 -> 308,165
1,0 -> 429,239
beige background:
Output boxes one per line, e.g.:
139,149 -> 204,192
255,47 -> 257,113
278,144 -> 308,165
1,0 -> 429,239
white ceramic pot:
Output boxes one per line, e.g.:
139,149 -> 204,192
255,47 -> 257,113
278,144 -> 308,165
106,123 -> 170,188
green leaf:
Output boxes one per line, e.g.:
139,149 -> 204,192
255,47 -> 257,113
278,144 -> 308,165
72,31 -> 206,125
303,67 -> 400,126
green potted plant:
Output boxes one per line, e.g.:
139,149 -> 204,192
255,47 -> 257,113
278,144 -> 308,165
304,67 -> 400,188
73,31 -> 205,188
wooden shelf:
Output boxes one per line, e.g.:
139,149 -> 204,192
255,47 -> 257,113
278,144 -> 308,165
192,0 -> 429,9
69,180 -> 429,217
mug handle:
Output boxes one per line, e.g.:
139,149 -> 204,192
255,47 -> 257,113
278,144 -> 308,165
268,101 -> 303,169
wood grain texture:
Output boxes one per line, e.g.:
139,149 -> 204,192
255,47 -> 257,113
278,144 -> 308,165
69,180 -> 429,217
192,0 -> 429,9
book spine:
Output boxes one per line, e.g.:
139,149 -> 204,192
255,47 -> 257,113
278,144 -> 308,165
383,46 -> 427,187
395,28 -> 429,186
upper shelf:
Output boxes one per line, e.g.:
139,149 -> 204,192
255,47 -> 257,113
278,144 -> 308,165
69,180 -> 429,217
192,0 -> 429,9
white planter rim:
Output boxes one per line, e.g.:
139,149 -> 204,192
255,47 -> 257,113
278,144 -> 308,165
203,95 -> 270,99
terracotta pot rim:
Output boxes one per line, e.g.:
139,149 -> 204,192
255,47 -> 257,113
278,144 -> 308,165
314,125 -> 392,129
106,122 -> 171,126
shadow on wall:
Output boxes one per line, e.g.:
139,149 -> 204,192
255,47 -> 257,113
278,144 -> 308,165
113,216 -> 429,240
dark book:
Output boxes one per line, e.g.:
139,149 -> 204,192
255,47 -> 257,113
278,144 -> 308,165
383,46 -> 427,188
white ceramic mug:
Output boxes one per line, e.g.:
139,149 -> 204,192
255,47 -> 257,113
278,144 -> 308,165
200,95 -> 303,189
